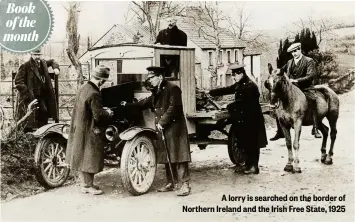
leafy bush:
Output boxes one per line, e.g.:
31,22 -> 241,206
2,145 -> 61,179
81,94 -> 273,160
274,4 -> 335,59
308,49 -> 340,84
1,128 -> 38,186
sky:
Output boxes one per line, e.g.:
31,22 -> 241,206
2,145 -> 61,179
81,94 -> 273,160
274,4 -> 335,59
47,0 -> 355,42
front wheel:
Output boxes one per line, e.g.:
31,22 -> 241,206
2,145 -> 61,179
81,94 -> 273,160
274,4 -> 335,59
227,126 -> 246,166
120,135 -> 156,196
34,136 -> 70,188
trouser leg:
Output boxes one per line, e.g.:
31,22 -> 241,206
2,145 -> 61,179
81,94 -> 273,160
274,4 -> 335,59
275,118 -> 283,134
251,148 -> 260,166
245,143 -> 260,167
175,162 -> 191,196
165,163 -> 178,184
270,118 -> 285,141
309,98 -> 321,138
79,171 -> 94,187
176,162 -> 190,184
36,99 -> 48,128
244,146 -> 252,167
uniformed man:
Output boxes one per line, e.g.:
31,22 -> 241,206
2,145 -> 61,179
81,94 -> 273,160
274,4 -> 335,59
122,66 -> 191,196
208,63 -> 268,174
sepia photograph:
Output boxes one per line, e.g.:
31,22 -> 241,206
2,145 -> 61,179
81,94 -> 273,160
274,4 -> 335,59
0,0 -> 354,221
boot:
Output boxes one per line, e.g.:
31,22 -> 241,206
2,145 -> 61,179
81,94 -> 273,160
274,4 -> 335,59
234,165 -> 248,173
157,183 -> 175,192
312,127 -> 322,138
81,186 -> 103,195
176,182 -> 191,196
270,119 -> 284,141
243,165 -> 260,175
270,132 -> 285,141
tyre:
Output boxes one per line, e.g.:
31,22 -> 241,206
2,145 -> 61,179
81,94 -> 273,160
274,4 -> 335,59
34,136 -> 70,189
120,135 -> 156,196
227,126 -> 246,166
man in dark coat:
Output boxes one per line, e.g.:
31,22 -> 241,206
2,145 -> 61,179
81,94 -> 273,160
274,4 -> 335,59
209,63 -> 268,174
155,17 -> 187,46
122,66 -> 191,196
270,42 -> 321,140
14,49 -> 60,131
66,65 -> 113,195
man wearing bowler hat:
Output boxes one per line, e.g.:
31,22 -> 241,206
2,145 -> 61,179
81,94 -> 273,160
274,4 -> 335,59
270,42 -> 321,141
66,65 -> 114,195
122,66 -> 191,196
14,48 -> 60,131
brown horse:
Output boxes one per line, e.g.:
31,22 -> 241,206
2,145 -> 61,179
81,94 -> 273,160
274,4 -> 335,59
265,63 -> 339,173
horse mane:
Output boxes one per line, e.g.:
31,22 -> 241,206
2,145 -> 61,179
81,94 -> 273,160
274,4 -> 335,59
272,69 -> 300,106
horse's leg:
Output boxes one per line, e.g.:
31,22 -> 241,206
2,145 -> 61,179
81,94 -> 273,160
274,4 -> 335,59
292,119 -> 303,173
281,126 -> 293,172
325,113 -> 338,165
318,122 -> 329,163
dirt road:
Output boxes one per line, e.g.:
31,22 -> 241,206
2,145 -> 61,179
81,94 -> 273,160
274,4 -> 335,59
1,91 -> 354,222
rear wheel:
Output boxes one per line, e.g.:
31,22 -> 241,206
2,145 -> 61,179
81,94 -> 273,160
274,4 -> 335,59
34,136 -> 70,188
120,135 -> 156,195
227,127 -> 246,166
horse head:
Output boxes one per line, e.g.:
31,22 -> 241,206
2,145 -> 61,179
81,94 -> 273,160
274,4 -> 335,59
265,63 -> 290,107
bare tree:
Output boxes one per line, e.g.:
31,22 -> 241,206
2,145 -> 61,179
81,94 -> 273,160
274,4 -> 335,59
226,3 -> 267,50
65,3 -> 83,85
186,2 -> 226,88
287,15 -> 336,46
125,1 -> 187,43
227,4 -> 252,40
307,16 -> 336,46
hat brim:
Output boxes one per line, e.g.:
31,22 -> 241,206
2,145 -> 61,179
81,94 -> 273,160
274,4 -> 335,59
92,74 -> 109,80
287,47 -> 300,53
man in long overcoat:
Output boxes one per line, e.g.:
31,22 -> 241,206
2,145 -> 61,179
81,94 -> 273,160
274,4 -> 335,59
122,66 -> 191,196
270,42 -> 321,140
155,17 -> 187,46
14,49 -> 60,131
209,63 -> 268,174
66,65 -> 113,195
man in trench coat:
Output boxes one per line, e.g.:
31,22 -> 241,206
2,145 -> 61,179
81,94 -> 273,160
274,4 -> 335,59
122,66 -> 191,196
14,49 -> 60,131
66,65 -> 113,195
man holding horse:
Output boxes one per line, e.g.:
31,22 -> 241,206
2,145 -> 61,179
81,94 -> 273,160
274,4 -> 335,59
270,42 -> 322,140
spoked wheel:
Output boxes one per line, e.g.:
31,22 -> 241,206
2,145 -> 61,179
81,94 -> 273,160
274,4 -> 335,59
227,126 -> 246,166
34,136 -> 70,188
120,135 -> 156,196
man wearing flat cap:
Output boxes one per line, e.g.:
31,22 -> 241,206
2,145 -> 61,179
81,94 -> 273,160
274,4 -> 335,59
66,65 -> 113,195
270,42 -> 321,140
122,66 -> 192,196
14,48 -> 60,131
155,16 -> 187,46
208,63 -> 267,174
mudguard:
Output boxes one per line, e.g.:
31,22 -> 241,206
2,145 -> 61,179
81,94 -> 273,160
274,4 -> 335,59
32,123 -> 69,139
119,126 -> 158,141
